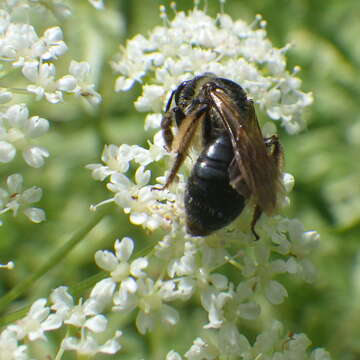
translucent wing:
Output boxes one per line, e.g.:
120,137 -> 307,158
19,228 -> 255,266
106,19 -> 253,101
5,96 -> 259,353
210,88 -> 283,215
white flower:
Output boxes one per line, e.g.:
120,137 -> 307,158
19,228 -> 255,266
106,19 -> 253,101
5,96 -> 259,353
50,286 -> 75,320
134,278 -> 179,334
112,275 -> 179,335
39,26 -> 68,60
182,319 -> 330,360
201,286 -> 233,329
95,237 -> 148,295
311,348 -> 332,360
0,22 -> 39,65
0,90 -> 12,104
241,241 -> 289,305
0,104 -> 50,167
185,337 -> 218,360
200,279 -> 260,331
167,350 -> 183,360
0,9 -> 10,35
0,141 -> 15,163
0,173 -> 46,223
88,0 -> 104,10
8,299 -> 62,341
62,330 -> 122,356
50,286 -> 122,356
144,113 -> 162,130
22,146 -> 49,168
250,320 -> 331,360
135,85 -> 165,113
0,8 -> 68,65
50,286 -> 106,332
0,328 -> 29,360
163,240 -> 232,303
112,285 -> 138,313
109,167 -> 174,231
112,34 -> 154,91
0,261 -> 14,269
115,75 -> 135,91
67,60 -> 102,105
271,218 -> 319,283
87,144 -> 137,181
23,61 -> 63,103
264,279 -> 288,305
217,322 -> 251,358
167,240 -> 199,278
57,74 -> 77,92
234,281 -> 261,320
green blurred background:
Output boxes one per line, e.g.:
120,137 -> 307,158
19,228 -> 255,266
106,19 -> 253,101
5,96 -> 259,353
1,0 -> 360,358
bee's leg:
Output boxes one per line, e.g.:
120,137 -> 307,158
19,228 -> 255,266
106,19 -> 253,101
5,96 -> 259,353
162,106 -> 187,151
159,105 -> 208,190
264,135 -> 283,168
250,205 -> 262,240
162,107 -> 187,150
161,89 -> 185,151
161,111 -> 175,151
202,112 -> 213,146
264,134 -> 279,149
160,152 -> 186,190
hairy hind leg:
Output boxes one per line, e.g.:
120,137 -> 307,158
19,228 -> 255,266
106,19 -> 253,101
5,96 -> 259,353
159,105 -> 208,190
250,205 -> 262,240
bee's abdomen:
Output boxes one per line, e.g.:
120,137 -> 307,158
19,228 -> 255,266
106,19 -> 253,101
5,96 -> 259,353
185,134 -> 245,236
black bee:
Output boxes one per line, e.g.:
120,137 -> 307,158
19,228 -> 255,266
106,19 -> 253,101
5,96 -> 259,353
160,74 -> 283,238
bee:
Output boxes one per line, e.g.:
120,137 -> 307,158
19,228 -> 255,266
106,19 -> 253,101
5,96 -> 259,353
160,73 -> 284,238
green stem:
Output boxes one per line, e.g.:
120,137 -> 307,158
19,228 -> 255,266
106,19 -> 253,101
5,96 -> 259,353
54,338 -> 66,360
0,206 -> 110,316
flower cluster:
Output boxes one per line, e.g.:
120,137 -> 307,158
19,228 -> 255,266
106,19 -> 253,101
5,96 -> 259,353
171,320 -> 331,360
0,1 -> 101,223
1,285 -> 122,359
112,6 -> 312,134
87,132 -> 185,231
85,5 -> 330,359
1,234 -> 329,359
94,236 -> 328,360
0,4 -> 101,105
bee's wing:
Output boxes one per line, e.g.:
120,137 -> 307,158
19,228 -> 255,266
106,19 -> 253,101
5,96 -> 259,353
210,88 -> 283,214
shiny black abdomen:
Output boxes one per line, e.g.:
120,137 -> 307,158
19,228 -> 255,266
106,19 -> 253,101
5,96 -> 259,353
185,134 -> 245,236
